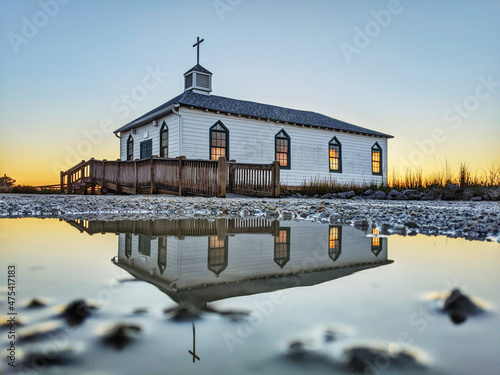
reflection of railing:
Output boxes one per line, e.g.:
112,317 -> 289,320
65,218 -> 279,238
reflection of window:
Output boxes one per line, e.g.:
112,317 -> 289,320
127,135 -> 134,161
125,233 -> 132,259
371,229 -> 382,256
329,137 -> 342,173
160,122 -> 168,157
158,237 -> 167,274
372,142 -> 382,175
138,235 -> 151,256
275,129 -> 290,169
208,236 -> 228,276
210,121 -> 229,160
328,226 -> 342,261
274,228 -> 290,268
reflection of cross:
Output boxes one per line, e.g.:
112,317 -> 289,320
188,322 -> 200,363
193,36 -> 204,65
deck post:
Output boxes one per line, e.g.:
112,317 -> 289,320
116,159 -> 121,194
102,160 -> 107,193
60,171 -> 64,194
149,156 -> 156,194
228,164 -> 234,193
217,156 -> 226,198
272,161 -> 281,197
134,160 -> 138,194
177,156 -> 184,196
90,158 -> 95,195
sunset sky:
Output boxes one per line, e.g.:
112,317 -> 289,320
1,0 -> 499,185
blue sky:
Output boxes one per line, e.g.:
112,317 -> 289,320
1,0 -> 499,184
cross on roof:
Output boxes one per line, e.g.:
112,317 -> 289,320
193,36 -> 204,65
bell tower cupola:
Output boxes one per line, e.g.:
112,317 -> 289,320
184,37 -> 212,95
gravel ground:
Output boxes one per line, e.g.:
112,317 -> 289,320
1,194 -> 499,242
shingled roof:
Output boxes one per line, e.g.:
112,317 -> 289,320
114,90 -> 393,138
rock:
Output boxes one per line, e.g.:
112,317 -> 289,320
421,189 -> 441,201
404,221 -> 419,229
401,190 -> 421,200
344,345 -> 425,373
387,189 -> 403,200
488,188 -> 500,201
470,196 -> 482,201
354,218 -> 372,229
372,190 -> 387,200
462,188 -> 473,200
61,299 -> 96,326
447,183 -> 460,191
280,210 -> 294,220
25,298 -> 47,309
102,323 -> 142,350
363,189 -> 373,196
443,288 -> 482,324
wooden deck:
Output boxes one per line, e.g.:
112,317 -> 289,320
60,156 -> 280,198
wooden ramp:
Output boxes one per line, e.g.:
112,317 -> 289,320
60,156 -> 281,198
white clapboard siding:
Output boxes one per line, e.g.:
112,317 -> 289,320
117,223 -> 388,289
119,112 -> 180,161
179,108 -> 388,185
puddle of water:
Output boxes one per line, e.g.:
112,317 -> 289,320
0,218 -> 499,375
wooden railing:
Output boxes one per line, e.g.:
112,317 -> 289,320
61,157 -> 280,198
228,161 -> 280,197
61,156 -> 227,197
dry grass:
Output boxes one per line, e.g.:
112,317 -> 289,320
389,161 -> 500,189
297,161 -> 499,196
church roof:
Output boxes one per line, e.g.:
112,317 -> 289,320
114,90 -> 393,138
184,64 -> 212,75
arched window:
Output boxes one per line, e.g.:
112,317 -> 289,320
157,237 -> 167,275
210,121 -> 229,160
275,129 -> 290,169
274,227 -> 290,268
124,233 -> 132,259
160,122 -> 168,157
208,236 -> 228,276
329,137 -> 342,173
372,142 -> 382,175
371,228 -> 382,256
126,135 -> 134,161
138,235 -> 151,256
328,226 -> 342,261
